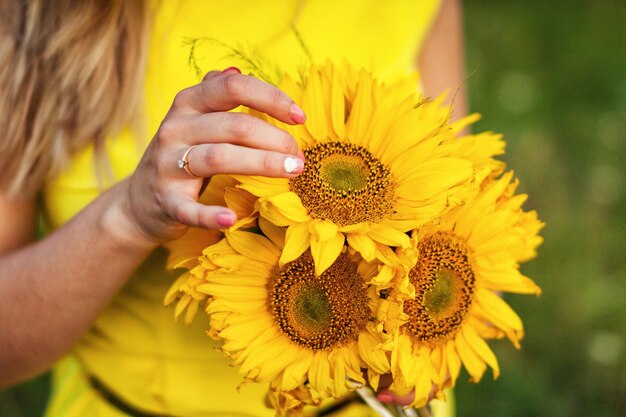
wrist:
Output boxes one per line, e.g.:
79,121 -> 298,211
97,180 -> 160,254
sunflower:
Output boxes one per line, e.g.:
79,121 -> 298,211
382,172 -> 543,407
164,174 -> 257,323
235,64 -> 478,276
189,228 -> 393,404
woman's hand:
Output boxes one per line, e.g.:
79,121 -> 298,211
375,374 -> 417,406
0,68 -> 307,386
124,67 -> 306,243
375,373 -> 444,407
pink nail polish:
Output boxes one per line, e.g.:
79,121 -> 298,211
377,392 -> 394,403
289,103 -> 306,124
216,212 -> 236,227
222,66 -> 241,74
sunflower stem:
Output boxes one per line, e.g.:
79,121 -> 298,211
416,405 -> 434,417
351,383 -> 396,417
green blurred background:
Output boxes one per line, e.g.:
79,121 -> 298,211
1,0 -> 624,416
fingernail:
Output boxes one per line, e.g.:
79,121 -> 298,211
296,149 -> 305,161
216,212 -> 236,227
377,392 -> 394,403
284,156 -> 304,174
222,66 -> 241,74
289,103 -> 306,124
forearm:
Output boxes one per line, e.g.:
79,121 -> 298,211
0,179 -> 157,386
419,0 -> 469,123
0,68 -> 308,387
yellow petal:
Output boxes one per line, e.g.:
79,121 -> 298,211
474,289 -> 524,345
259,217 -> 286,249
367,224 -> 411,248
165,227 -> 220,270
282,350 -> 313,391
372,266 -> 396,289
411,353 -> 434,408
342,346 -> 366,383
308,219 -> 339,241
445,340 -> 462,383
226,231 -> 279,263
462,325 -> 500,379
224,187 -> 257,219
303,69 -> 329,140
455,330 -> 487,382
197,283 -> 266,301
255,345 -> 299,382
184,299 -> 200,325
310,231 -> 345,276
263,192 -> 310,224
234,176 -> 289,197
174,294 -> 191,320
331,350 -> 348,396
164,273 -> 189,306
330,70 -> 346,138
396,158 -> 473,201
345,70 -> 374,144
347,233 -> 377,261
239,337 -> 291,378
339,222 -> 370,233
280,223 -> 311,265
310,351 -> 331,395
358,332 -> 389,375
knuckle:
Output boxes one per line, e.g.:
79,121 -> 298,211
202,144 -> 224,174
269,87 -> 286,108
157,117 -> 181,143
172,204 -> 189,225
202,70 -> 220,82
262,152 -> 275,174
222,73 -> 246,99
197,210 -> 215,229
172,88 -> 193,108
228,113 -> 255,138
280,131 -> 298,154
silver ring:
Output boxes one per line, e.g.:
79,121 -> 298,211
177,145 -> 200,177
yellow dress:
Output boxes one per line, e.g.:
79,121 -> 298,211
42,1 -> 448,416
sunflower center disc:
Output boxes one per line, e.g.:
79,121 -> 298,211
403,232 -> 476,343
289,142 -> 396,227
319,154 -> 369,192
268,251 -> 369,350
424,270 -> 456,315
294,283 -> 332,334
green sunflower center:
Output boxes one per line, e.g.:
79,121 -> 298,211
424,270 -> 456,315
319,154 -> 369,191
294,283 -> 332,334
403,232 -> 476,344
268,251 -> 369,350
289,141 -> 396,227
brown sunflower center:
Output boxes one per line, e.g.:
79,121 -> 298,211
289,142 -> 396,226
403,232 -> 475,343
267,251 -> 369,350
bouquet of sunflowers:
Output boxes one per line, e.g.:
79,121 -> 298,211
164,63 -> 543,416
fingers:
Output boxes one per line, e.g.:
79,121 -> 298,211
182,143 -> 305,178
173,70 -> 306,125
375,373 -> 416,406
131,67 -> 308,240
376,389 -> 415,406
172,112 -> 300,156
167,195 -> 237,229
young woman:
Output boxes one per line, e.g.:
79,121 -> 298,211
0,1 -> 467,415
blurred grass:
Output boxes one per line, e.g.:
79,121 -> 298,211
455,0 -> 626,416
1,0 -> 625,416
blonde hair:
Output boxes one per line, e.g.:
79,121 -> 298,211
0,0 -> 149,198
